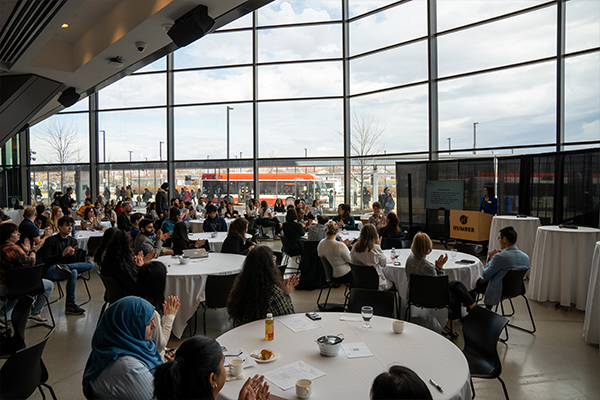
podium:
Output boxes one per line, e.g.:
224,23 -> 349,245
449,210 -> 493,242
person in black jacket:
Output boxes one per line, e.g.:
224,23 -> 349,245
117,201 -> 133,231
155,182 -> 169,220
38,216 -> 94,315
171,222 -> 208,255
59,187 -> 74,216
282,208 -> 304,257
221,218 -> 256,255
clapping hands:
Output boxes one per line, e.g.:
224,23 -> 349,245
282,274 -> 300,295
435,253 -> 448,269
162,295 -> 180,316
238,375 -> 269,400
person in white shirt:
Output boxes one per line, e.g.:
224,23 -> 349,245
350,224 -> 393,291
317,221 -> 352,283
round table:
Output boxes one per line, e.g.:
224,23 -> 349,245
338,229 -> 361,241
488,215 -> 541,259
4,209 -> 24,225
217,313 -> 471,400
583,241 -> 600,347
73,220 -> 112,230
528,226 -> 600,309
189,232 -> 252,253
158,253 -> 246,338
73,230 -> 105,252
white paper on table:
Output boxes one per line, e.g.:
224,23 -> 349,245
263,361 -> 326,391
342,342 -> 373,359
338,314 -> 362,322
223,348 -> 257,368
278,315 -> 322,333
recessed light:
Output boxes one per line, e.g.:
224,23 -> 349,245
61,23 -> 68,28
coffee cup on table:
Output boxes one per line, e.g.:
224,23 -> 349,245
392,320 -> 405,334
295,379 -> 312,399
229,358 -> 244,377
211,232 -> 218,238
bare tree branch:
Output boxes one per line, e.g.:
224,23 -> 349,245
38,119 -> 83,164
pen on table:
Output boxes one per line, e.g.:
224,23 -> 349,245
429,379 -> 443,393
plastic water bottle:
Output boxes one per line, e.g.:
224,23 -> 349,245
391,247 -> 396,262
265,313 -> 274,341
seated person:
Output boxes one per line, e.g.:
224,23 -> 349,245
161,207 -> 180,236
286,203 -> 295,211
368,201 -> 386,230
102,204 -> 117,227
245,198 -> 258,218
370,365 -> 433,400
350,224 -> 393,291
81,207 -> 103,231
76,198 -> 94,217
129,213 -> 144,241
18,207 -> 52,248
183,201 -> 196,220
82,297 -> 163,400
196,198 -> 206,214
221,218 -> 256,255
154,335 -> 269,400
227,247 -> 299,326
224,202 -> 239,219
171,221 -> 208,255
317,221 -> 352,284
308,199 -> 323,218
308,215 -> 329,241
38,216 -> 95,315
282,208 -> 304,257
0,209 -> 14,225
134,219 -> 169,257
102,230 -> 153,296
218,201 -> 228,216
406,232 -> 476,337
117,201 -> 133,231
94,227 -> 118,264
378,212 -> 402,240
273,198 -> 286,213
332,203 -> 357,230
135,261 -> 180,361
258,200 -> 282,236
0,223 -> 52,324
203,204 -> 228,232
296,208 -> 313,230
35,204 -> 48,229
470,226 -> 530,309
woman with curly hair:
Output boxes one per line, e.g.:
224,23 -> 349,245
227,246 -> 298,326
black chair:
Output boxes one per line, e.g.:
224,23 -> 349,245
405,275 -> 453,335
494,268 -> 535,341
280,235 -> 301,267
454,243 -> 479,257
349,263 -> 379,290
317,256 -> 349,312
47,248 -> 92,306
272,251 -> 289,277
97,271 -> 126,325
2,264 -> 55,330
380,237 -> 410,250
348,288 -> 396,318
0,297 -> 33,356
462,306 -> 510,400
295,241 -> 324,290
198,273 -> 239,336
86,236 -> 103,260
0,329 -> 58,400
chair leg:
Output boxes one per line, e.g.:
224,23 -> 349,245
316,281 -> 326,310
48,282 -> 64,305
77,274 -> 92,306
203,307 -> 207,336
497,376 -> 510,400
40,383 -> 58,400
507,295 -> 536,334
43,294 -> 56,330
404,303 -> 411,322
470,377 -> 476,399
38,385 -> 47,400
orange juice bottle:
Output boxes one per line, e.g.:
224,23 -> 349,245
265,313 -> 274,341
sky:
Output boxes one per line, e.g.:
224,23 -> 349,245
28,0 -> 600,164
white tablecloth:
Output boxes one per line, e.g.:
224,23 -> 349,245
489,215 -> 541,259
159,253 -> 245,338
528,226 -> 600,309
217,313 -> 471,400
73,220 -> 112,230
189,218 -> 235,233
382,249 -> 484,298
4,209 -> 24,225
73,230 -> 105,252
584,241 -> 600,347
189,232 -> 252,253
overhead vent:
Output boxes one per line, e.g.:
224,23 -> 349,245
0,0 -> 67,69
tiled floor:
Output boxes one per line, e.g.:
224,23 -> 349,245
11,240 -> 600,400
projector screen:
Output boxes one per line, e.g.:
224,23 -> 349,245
425,180 -> 465,210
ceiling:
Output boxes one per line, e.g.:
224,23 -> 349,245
0,0 -> 270,145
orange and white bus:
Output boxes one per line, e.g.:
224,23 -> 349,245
201,172 -> 329,206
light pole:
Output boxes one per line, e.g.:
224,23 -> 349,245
473,122 -> 479,154
447,137 -> 451,154
128,151 -> 133,162
159,141 -> 164,161
226,106 -> 234,200
100,130 -> 106,192
304,148 -> 308,174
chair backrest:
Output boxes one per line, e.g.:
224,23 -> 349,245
205,273 -> 239,309
280,235 -> 292,254
0,297 -> 34,356
86,236 -> 104,259
272,251 -> 285,266
5,264 -> 46,299
97,271 -> 125,304
349,263 -> 379,290
453,243 -> 479,257
380,237 -> 408,250
348,288 -> 395,318
462,306 -> 508,376
408,275 -> 450,309
296,241 -> 325,290
319,256 -> 334,282
0,330 -> 52,399
501,268 -> 528,299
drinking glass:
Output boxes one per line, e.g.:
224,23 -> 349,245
361,306 -> 373,329
451,248 -> 458,261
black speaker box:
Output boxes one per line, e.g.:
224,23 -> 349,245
58,87 -> 79,108
168,4 -> 215,48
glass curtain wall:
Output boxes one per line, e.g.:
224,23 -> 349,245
19,0 -> 599,214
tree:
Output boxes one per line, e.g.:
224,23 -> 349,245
337,112 -> 385,210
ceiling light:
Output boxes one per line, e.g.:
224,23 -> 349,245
108,56 -> 123,68
61,23 -> 68,28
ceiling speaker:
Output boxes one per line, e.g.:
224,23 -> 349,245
58,87 -> 79,108
167,4 -> 215,48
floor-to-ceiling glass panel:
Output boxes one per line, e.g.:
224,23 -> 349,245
99,164 -> 167,206
30,164 -> 90,205
174,30 -> 252,69
350,156 -> 397,214
258,99 -> 344,158
29,112 -> 90,164
258,24 -> 341,63
438,5 -> 556,78
258,61 -> 342,99
565,52 -> 600,144
218,13 -> 253,30
98,72 -> 166,109
258,0 -> 342,25
348,0 -> 399,19
135,56 -> 167,73
439,61 -> 557,151
174,67 -> 252,105
566,0 -> 600,54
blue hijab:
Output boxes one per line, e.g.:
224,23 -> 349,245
82,296 -> 162,389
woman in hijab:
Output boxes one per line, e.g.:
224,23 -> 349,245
82,296 -> 163,400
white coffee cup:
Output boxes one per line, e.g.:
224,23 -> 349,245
296,379 -> 312,399
211,232 -> 218,238
392,320 -> 405,334
229,359 -> 244,377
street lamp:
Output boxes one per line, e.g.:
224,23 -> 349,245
128,151 -> 133,162
447,137 -> 451,154
226,106 -> 234,200
159,141 -> 164,161
473,122 -> 479,155
100,130 -> 106,162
